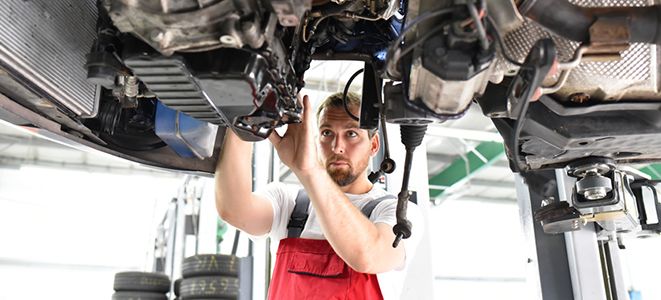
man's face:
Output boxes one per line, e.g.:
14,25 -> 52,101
317,105 -> 378,187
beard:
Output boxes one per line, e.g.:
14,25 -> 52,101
327,165 -> 358,187
325,154 -> 367,187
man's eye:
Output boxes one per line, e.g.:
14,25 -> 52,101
321,130 -> 332,137
347,131 -> 358,138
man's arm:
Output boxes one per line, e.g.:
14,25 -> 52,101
300,171 -> 406,274
268,95 -> 405,273
215,129 -> 274,236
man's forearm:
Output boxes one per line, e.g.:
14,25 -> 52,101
297,169 -> 404,273
215,130 -> 260,232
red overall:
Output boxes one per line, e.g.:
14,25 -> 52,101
267,237 -> 384,300
266,189 -> 393,300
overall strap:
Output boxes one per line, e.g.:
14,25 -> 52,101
287,191 -> 398,238
360,194 -> 397,218
287,189 -> 310,238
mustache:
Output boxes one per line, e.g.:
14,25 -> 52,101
326,154 -> 351,166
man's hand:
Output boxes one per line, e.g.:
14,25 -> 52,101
268,95 -> 324,176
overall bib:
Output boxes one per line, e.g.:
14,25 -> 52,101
267,190 -> 395,300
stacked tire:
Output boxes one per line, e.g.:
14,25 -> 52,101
178,254 -> 241,300
173,278 -> 182,299
112,271 -> 171,300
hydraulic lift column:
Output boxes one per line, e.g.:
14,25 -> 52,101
515,168 -> 631,300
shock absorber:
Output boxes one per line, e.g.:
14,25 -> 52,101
392,124 -> 427,247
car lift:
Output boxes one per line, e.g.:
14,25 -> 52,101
515,158 -> 661,300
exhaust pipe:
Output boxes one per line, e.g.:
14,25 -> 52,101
519,0 -> 661,45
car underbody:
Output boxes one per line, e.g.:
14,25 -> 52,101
2,0 -> 661,274
3,0 -> 661,172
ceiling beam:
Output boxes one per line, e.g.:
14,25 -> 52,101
432,195 -> 517,206
468,179 -> 515,190
429,179 -> 515,191
426,153 -> 455,163
428,141 -> 505,199
426,126 -> 504,142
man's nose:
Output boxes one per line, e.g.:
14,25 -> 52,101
332,136 -> 345,154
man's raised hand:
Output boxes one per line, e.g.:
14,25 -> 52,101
268,95 -> 324,177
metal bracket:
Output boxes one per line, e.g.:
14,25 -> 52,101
588,16 -> 630,59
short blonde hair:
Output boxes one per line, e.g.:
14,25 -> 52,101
316,92 -> 360,118
316,92 -> 377,138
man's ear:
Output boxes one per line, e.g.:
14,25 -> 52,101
370,132 -> 380,157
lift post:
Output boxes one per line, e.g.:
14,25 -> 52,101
515,169 -> 631,300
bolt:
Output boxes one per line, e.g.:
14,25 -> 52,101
569,93 -> 590,104
124,76 -> 139,98
220,35 -> 238,46
585,168 -> 600,176
584,187 -> 608,200
572,220 -> 580,229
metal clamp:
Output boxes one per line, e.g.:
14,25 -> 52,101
540,16 -> 631,95
540,45 -> 589,94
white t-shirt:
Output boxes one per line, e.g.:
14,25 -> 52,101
251,182 -> 424,300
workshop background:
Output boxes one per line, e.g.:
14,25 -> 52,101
1,61 -> 660,300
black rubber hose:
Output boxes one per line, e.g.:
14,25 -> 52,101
629,6 -> 661,45
519,0 -> 594,42
342,69 -> 363,122
520,0 -> 661,45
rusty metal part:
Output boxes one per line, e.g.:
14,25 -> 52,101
539,38 -> 629,95
515,0 -> 661,99
502,1 -> 659,101
539,44 -> 588,94
587,16 -> 630,57
538,13 -> 633,94
519,0 -> 661,45
569,93 -> 591,103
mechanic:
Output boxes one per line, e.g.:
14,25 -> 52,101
215,91 -> 423,299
